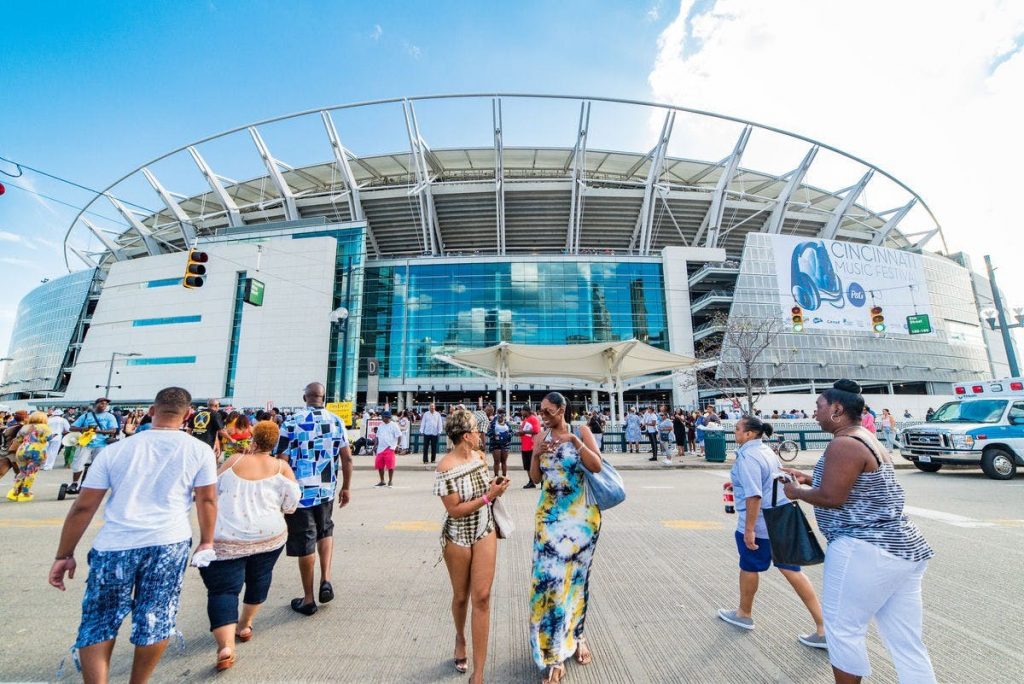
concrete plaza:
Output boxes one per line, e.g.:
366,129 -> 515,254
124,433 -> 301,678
1,463 -> 1021,683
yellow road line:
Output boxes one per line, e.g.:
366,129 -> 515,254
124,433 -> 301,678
0,517 -> 67,528
660,520 -> 724,530
385,520 -> 440,532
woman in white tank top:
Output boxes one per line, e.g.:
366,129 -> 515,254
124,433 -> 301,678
198,420 -> 300,671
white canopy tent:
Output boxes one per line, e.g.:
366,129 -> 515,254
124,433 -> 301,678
434,339 -> 700,422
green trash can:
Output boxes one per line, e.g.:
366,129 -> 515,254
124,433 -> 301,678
704,427 -> 727,462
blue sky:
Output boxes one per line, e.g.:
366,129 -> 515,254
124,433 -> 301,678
2,0 -> 1023,359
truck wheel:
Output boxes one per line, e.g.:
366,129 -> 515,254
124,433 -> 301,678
913,462 -> 942,473
981,448 -> 1017,480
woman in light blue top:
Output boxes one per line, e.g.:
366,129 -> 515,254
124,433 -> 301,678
623,408 -> 642,453
717,415 -> 827,650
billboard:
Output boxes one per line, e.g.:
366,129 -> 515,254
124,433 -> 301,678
771,235 -> 932,334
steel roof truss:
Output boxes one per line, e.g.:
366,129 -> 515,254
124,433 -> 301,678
820,169 -> 873,240
870,198 -> 917,246
81,218 -> 126,261
141,168 -> 197,245
765,146 -> 818,234
629,110 -> 675,255
187,146 -> 243,227
403,100 -> 443,255
493,98 -> 506,256
104,194 -> 163,256
701,126 -> 751,248
248,127 -> 299,221
566,101 -> 590,254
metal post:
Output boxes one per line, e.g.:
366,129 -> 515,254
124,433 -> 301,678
338,257 -> 354,402
985,255 -> 1021,377
104,352 -> 118,398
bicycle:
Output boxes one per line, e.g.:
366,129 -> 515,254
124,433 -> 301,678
770,435 -> 800,462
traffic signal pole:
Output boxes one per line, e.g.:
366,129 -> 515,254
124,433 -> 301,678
985,254 -> 1020,377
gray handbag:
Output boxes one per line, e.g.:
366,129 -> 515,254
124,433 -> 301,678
491,496 -> 514,539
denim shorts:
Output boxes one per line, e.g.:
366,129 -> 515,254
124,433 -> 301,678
75,540 -> 191,648
199,546 -> 285,630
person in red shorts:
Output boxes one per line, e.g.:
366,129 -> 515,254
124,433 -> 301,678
373,411 -> 402,488
518,405 -> 542,489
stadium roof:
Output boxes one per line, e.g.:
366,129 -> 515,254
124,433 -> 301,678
63,94 -> 945,268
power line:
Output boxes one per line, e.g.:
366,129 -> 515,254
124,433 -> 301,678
0,154 -> 160,215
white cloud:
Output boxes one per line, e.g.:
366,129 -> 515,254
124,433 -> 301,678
648,1 -> 1024,300
405,42 -> 422,60
0,231 -> 36,249
647,1 -> 663,22
371,24 -> 382,41
0,256 -> 36,267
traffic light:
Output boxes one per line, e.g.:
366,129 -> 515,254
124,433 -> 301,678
790,305 -> 804,332
870,305 -> 886,333
183,249 -> 208,289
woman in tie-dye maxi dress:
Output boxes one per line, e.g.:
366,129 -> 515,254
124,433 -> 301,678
529,412 -> 601,680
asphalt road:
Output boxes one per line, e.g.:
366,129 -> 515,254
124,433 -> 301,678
1,464 -> 1021,683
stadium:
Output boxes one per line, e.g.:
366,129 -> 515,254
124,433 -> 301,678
1,94 -> 1013,412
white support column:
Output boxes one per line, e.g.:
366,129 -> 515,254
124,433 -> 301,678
870,198 -> 918,246
493,98 -> 506,256
629,110 -> 675,255
248,127 -> 299,221
697,126 -> 751,249
142,168 -> 197,245
188,146 -> 242,227
81,218 -> 126,261
105,194 -> 162,256
661,246 -> 726,407
820,169 -> 874,240
765,146 -> 818,234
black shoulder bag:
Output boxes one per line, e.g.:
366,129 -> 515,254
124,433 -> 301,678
762,477 -> 825,566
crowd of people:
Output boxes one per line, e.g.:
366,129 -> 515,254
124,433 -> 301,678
0,377 -> 935,683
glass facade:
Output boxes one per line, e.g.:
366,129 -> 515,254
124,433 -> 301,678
359,259 -> 668,380
223,272 -> 247,398
0,269 -> 96,400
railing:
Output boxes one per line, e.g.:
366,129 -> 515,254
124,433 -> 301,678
690,289 -> 734,311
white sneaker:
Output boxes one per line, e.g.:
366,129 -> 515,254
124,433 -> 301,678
662,458 -> 673,465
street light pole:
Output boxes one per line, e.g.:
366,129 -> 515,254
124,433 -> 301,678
101,352 -> 142,398
984,255 -> 1021,377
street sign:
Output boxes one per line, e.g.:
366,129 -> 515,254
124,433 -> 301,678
326,401 -> 353,427
906,314 -> 932,335
244,278 -> 265,306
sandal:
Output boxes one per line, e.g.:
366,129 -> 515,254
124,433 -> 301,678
542,663 -> 565,683
575,636 -> 592,665
236,626 -> 253,643
215,650 -> 236,671
453,656 -> 468,674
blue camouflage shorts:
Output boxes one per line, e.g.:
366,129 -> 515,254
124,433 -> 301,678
75,540 -> 191,648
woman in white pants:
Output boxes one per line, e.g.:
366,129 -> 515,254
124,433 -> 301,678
783,379 -> 936,684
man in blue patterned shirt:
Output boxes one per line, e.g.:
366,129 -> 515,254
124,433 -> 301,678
276,382 -> 352,616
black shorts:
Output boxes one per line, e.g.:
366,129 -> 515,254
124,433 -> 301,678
285,500 -> 334,557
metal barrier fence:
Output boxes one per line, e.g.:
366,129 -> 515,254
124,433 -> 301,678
392,420 -> 918,455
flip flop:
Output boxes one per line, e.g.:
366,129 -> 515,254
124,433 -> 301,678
454,657 -> 468,674
216,651 -> 236,671
236,626 -> 253,643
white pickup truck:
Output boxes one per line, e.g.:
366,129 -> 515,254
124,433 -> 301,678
900,378 -> 1024,480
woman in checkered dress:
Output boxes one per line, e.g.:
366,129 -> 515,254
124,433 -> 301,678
434,409 -> 511,684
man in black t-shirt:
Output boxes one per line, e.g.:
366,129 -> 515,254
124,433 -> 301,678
188,399 -> 229,455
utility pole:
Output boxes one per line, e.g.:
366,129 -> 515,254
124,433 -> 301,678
984,255 -> 1020,377
99,352 -> 141,397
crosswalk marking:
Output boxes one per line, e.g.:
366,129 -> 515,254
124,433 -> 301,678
661,520 -> 723,530
384,520 -> 440,532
